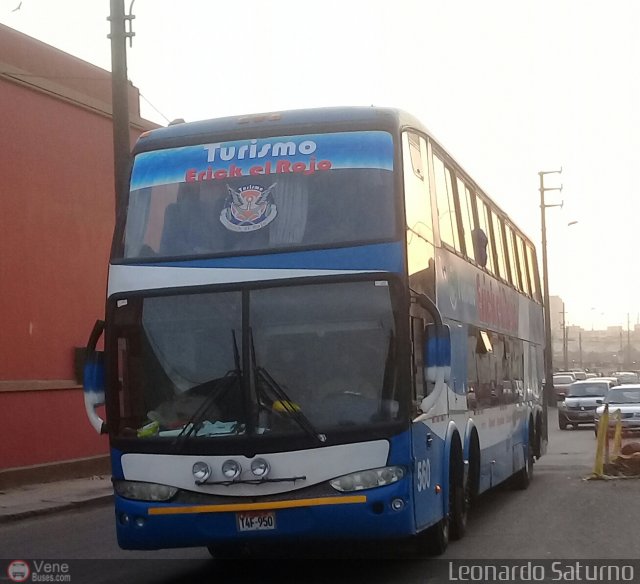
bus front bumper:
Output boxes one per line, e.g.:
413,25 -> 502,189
114,483 -> 415,550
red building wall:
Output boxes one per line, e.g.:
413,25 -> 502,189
0,24 -> 155,473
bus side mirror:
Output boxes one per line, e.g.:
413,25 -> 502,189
83,320 -> 107,434
423,323 -> 451,384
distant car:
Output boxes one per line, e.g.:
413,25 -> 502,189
553,373 -> 576,402
570,370 -> 588,381
599,376 -> 619,385
585,372 -> 598,379
594,385 -> 640,436
614,371 -> 639,384
557,379 -> 614,430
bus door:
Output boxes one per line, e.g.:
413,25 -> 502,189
411,320 -> 449,531
412,416 -> 447,530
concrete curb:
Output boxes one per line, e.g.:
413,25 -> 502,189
0,475 -> 114,524
0,456 -> 111,491
0,493 -> 113,524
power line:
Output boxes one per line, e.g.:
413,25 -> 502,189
139,92 -> 170,124
0,71 -> 110,80
2,70 -> 170,124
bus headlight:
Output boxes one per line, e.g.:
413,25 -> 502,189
114,480 -> 178,501
329,466 -> 405,492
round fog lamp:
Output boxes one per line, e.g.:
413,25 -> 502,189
192,461 -> 212,484
391,498 -> 404,511
251,458 -> 270,478
222,459 -> 242,480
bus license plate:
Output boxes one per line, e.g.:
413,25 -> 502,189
236,511 -> 276,531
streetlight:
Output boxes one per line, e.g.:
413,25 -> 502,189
539,169 -> 563,436
561,221 -> 578,370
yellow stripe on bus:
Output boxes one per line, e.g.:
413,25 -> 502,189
147,495 -> 367,516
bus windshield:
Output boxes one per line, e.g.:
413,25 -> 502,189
111,280 -> 402,442
122,131 -> 395,260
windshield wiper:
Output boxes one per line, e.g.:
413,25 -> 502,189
172,330 -> 242,451
250,329 -> 326,444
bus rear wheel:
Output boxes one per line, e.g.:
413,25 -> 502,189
512,434 -> 534,490
450,455 -> 467,540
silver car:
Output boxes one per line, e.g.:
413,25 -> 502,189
557,379 -> 614,430
553,373 -> 576,403
594,385 -> 640,436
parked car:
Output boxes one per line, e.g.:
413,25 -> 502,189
594,385 -> 640,436
569,370 -> 588,381
553,373 -> 576,402
557,379 -> 615,430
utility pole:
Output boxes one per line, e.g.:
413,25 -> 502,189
561,305 -> 568,371
627,313 -> 631,370
619,331 -> 623,367
579,331 -> 583,369
540,170 -> 563,411
108,0 -> 135,250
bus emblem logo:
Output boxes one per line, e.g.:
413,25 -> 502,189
221,183 -> 278,232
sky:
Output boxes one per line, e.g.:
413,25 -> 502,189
1,0 -> 639,331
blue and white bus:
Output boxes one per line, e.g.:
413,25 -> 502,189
83,107 -> 545,556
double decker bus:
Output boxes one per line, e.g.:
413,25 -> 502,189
83,107 -> 545,556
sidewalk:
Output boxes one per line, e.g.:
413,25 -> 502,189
0,475 -> 113,523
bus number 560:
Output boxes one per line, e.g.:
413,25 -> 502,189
416,459 -> 431,492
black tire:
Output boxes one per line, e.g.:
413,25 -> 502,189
421,514 -> 449,556
415,451 -> 462,556
512,433 -> 534,490
467,439 -> 481,505
558,415 -> 567,430
449,456 -> 467,541
534,416 -> 542,459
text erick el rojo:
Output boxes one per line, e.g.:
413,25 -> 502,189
185,158 -> 332,182
185,138 -> 332,182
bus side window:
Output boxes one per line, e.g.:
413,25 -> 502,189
475,329 -> 496,408
467,327 -> 479,410
403,133 -> 436,300
511,338 -> 525,401
432,153 -> 461,253
410,316 -> 426,402
410,298 -> 434,402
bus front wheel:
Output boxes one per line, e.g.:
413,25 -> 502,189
421,514 -> 449,556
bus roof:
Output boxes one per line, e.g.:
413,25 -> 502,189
134,106 -> 425,151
